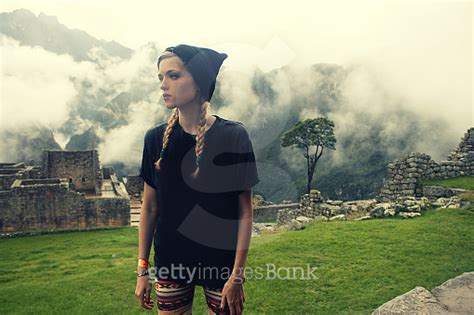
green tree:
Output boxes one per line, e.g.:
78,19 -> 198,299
281,117 -> 336,194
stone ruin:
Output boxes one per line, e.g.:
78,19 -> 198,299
268,128 -> 473,232
41,150 -> 102,193
271,189 -> 462,232
378,127 -> 474,201
0,150 -> 130,235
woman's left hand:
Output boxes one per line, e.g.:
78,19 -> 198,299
220,277 -> 245,315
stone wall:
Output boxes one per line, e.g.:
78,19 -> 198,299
1,151 -> 131,234
0,163 -> 42,190
1,178 -> 87,232
275,189 -> 449,226
41,150 -> 102,193
0,178 -> 129,233
277,190 -> 362,224
83,197 -> 130,227
377,128 -> 474,202
254,203 -> 299,222
125,175 -> 143,200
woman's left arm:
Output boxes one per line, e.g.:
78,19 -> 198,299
233,188 -> 253,277
219,189 -> 252,314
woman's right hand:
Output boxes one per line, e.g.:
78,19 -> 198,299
135,269 -> 154,310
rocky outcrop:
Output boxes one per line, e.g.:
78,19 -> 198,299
372,271 -> 474,314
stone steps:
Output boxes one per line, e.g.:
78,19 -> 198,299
130,199 -> 142,227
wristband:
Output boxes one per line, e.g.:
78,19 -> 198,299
230,275 -> 245,284
138,258 -> 149,268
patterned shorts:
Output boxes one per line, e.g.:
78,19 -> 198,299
155,278 -> 232,314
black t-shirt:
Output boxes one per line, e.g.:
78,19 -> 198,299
139,114 -> 259,287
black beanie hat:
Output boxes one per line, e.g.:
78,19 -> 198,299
158,44 -> 228,102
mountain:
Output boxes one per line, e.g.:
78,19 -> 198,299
0,126 -> 61,164
65,127 -> 100,151
0,8 -> 133,62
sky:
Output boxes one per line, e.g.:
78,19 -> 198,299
0,0 -> 471,63
0,0 -> 472,167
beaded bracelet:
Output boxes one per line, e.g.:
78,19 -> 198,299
135,269 -> 149,277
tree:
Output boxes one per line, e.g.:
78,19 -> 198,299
281,117 -> 336,194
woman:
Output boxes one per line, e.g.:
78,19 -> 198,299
134,44 -> 260,315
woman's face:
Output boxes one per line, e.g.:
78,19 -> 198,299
157,56 -> 199,109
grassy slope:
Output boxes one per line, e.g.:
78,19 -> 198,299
0,177 -> 473,314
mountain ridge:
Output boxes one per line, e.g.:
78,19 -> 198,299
0,8 -> 133,61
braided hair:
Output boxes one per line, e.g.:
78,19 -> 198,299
153,102 -> 212,179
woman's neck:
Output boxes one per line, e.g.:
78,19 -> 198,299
178,105 -> 215,136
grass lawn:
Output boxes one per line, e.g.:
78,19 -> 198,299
1,177 -> 473,314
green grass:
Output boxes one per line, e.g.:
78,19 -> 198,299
1,177 -> 473,314
419,175 -> 474,203
419,175 -> 474,191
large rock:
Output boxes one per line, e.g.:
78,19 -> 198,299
372,286 -> 448,314
285,219 -> 305,231
431,271 -> 474,314
372,271 -> 474,314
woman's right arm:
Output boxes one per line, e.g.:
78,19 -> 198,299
135,181 -> 159,309
138,181 -> 159,261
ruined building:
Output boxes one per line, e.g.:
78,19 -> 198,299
378,127 -> 474,201
0,150 -> 130,233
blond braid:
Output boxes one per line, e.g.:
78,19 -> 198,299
154,108 -> 179,171
191,101 -> 211,179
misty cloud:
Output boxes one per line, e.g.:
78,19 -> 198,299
0,34 -> 94,130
